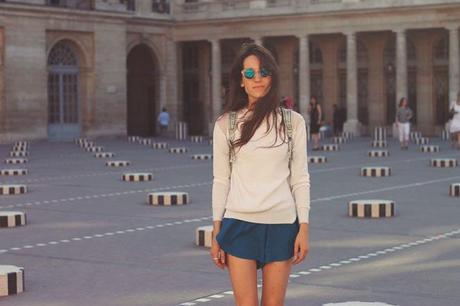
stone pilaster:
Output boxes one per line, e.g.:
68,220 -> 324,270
343,31 -> 361,135
448,25 -> 460,105
165,37 -> 179,125
395,29 -> 408,108
297,34 -> 310,119
210,39 -> 222,122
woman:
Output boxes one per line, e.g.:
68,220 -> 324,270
307,96 -> 322,150
395,97 -> 413,150
211,43 -> 310,306
450,93 -> 460,149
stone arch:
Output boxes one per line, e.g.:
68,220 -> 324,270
127,42 -> 160,136
47,37 -> 89,69
127,38 -> 164,75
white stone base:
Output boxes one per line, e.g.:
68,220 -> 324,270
343,119 -> 362,137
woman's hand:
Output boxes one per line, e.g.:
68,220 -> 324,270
210,231 -> 226,270
292,224 -> 309,265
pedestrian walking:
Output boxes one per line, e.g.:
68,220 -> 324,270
157,107 -> 170,136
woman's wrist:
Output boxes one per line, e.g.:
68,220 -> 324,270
299,223 -> 309,232
213,221 -> 222,238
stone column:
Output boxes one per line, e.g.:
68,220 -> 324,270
0,28 -> 4,140
297,34 -> 310,119
165,37 -> 179,121
343,31 -> 361,135
448,25 -> 460,106
395,29 -> 408,108
210,39 -> 222,122
393,29 -> 408,136
159,75 -> 167,112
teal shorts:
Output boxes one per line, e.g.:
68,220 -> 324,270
216,217 -> 299,269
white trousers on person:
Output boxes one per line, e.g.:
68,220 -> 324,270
398,122 -> 410,142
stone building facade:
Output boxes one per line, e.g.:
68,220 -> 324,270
0,0 -> 460,142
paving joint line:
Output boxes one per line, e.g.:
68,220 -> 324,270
2,174 -> 460,210
0,216 -> 214,256
0,181 -> 212,209
5,164 -> 208,184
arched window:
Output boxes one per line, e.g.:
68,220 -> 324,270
47,40 -> 80,140
48,42 -> 78,66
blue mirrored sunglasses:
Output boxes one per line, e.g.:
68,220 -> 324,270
241,67 -> 272,80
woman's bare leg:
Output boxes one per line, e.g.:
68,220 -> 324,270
227,254 -> 259,306
312,134 -> 320,149
260,260 -> 292,306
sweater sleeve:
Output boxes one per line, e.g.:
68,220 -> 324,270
290,114 -> 311,224
212,120 -> 231,221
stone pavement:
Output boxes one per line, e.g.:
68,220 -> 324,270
0,135 -> 459,306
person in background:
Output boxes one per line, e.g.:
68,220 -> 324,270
157,107 -> 170,136
332,104 -> 341,136
307,96 -> 322,150
282,96 -> 294,109
449,92 -> 460,149
339,105 -> 347,135
395,97 -> 413,150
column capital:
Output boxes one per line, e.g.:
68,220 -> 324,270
208,38 -> 221,44
392,28 -> 407,35
252,36 -> 264,45
343,30 -> 356,38
295,33 -> 310,40
446,24 -> 460,31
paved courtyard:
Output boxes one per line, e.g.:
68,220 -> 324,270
0,134 -> 459,306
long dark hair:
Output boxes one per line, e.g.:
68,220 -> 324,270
220,43 -> 285,150
399,97 -> 407,108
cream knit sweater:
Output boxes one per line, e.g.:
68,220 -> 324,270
212,108 -> 311,224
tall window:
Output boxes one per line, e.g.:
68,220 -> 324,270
152,0 -> 170,14
47,41 -> 79,126
120,0 -> 135,11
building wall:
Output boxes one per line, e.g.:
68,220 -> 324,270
3,16 -> 47,142
91,22 -> 127,137
0,27 -> 4,137
0,3 -> 176,142
0,1 -> 459,141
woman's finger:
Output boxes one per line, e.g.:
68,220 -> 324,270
298,247 -> 309,263
220,250 -> 226,266
292,241 -> 301,264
